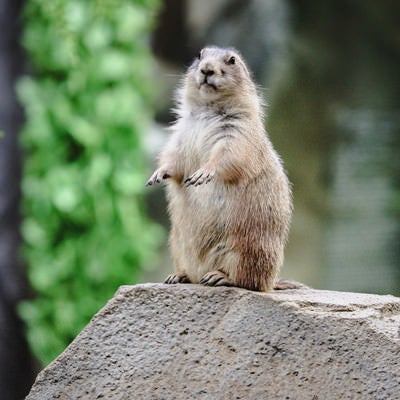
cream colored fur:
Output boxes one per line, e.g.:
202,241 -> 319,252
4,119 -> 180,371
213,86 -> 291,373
147,46 -> 292,291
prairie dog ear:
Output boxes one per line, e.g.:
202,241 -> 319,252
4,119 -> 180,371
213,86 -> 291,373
240,61 -> 251,78
198,48 -> 205,60
238,56 -> 252,79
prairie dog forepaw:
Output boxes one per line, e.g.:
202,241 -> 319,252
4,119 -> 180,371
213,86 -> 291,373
184,167 -> 215,187
200,270 -> 233,287
146,167 -> 171,186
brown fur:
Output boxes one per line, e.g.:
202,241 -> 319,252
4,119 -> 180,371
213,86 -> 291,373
147,46 -> 292,291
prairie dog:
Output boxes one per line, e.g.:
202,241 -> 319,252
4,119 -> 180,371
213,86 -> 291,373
147,46 -> 292,291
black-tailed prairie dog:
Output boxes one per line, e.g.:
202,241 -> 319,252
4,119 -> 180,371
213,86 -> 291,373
147,46 -> 293,291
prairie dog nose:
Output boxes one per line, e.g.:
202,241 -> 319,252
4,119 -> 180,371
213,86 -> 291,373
201,68 -> 214,77
200,62 -> 215,76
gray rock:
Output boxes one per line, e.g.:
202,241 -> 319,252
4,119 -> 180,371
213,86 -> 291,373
27,284 -> 400,400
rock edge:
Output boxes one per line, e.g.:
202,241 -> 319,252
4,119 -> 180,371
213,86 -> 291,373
27,284 -> 400,400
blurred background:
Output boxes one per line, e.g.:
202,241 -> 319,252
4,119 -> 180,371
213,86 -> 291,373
0,0 -> 399,398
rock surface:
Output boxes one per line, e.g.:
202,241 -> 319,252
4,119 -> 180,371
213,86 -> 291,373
27,284 -> 400,400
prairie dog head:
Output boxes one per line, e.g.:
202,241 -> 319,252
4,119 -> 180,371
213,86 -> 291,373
183,46 -> 256,107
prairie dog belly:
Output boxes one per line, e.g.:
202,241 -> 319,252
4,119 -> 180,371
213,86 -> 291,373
167,181 -> 234,282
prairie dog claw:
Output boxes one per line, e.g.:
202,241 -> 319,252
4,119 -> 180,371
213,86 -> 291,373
146,168 -> 171,186
184,168 -> 215,187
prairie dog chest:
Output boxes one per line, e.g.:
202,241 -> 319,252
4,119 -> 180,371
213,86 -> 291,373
179,113 -> 221,167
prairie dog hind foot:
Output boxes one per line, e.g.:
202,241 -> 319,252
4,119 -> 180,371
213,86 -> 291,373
199,270 -> 233,287
164,273 -> 191,284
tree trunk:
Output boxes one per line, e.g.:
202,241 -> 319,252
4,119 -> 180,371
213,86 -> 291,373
0,0 -> 37,398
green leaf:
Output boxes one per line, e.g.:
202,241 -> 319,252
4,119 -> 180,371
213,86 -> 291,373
18,0 -> 162,365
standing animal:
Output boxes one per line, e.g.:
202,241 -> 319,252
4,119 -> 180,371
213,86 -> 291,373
147,46 -> 293,291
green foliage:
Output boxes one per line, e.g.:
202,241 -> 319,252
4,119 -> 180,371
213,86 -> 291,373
18,0 -> 162,365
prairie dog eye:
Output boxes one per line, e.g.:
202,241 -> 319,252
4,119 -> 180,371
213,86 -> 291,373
227,56 -> 236,65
